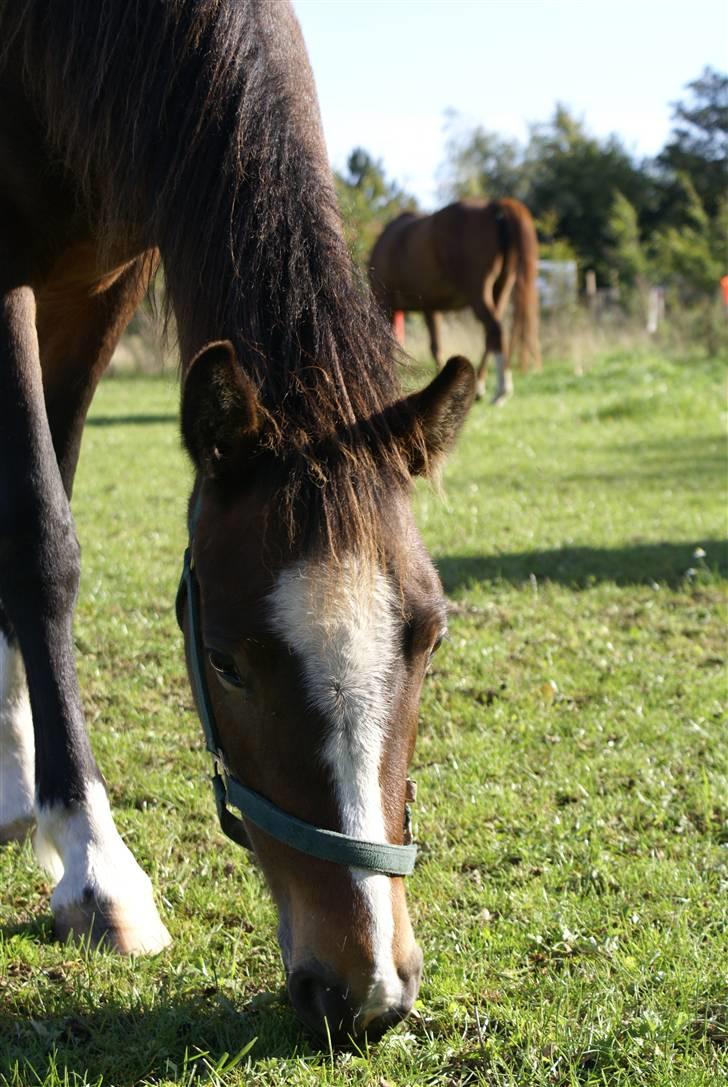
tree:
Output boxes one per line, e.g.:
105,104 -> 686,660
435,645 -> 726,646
657,67 -> 728,220
438,112 -> 529,202
649,175 -> 723,299
525,106 -> 651,284
607,192 -> 647,294
437,105 -> 652,285
534,209 -> 578,263
334,149 -> 417,271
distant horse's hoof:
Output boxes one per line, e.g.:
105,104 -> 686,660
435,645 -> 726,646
0,815 -> 35,845
475,381 -> 486,402
491,389 -> 512,406
54,889 -> 171,955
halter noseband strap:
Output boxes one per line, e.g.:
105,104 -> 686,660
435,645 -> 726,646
175,532 -> 418,877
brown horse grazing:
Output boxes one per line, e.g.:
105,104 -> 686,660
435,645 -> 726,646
0,0 -> 476,1046
369,198 -> 541,404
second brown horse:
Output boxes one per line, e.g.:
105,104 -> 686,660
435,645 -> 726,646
369,198 -> 541,403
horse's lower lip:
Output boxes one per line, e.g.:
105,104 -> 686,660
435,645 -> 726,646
356,1004 -> 410,1040
286,959 -> 418,1046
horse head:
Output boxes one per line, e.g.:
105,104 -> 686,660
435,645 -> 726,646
179,341 -> 475,1043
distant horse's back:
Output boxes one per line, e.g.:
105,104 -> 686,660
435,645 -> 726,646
431,199 -> 501,286
369,212 -> 464,313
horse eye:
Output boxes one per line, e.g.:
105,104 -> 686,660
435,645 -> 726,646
425,632 -> 446,674
208,650 -> 244,689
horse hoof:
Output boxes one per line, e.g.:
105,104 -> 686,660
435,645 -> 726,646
54,890 -> 171,955
0,815 -> 35,845
475,382 -> 486,402
490,389 -> 512,407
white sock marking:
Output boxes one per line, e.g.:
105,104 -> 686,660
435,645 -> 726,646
36,778 -> 149,904
0,632 -> 35,836
35,780 -> 167,940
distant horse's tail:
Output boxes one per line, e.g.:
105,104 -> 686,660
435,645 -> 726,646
497,199 -> 542,372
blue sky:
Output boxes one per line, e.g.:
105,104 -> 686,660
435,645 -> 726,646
293,0 -> 727,208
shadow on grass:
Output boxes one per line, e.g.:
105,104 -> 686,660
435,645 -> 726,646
0,988 -> 311,1085
563,432 -> 727,484
0,916 -> 54,942
437,538 -> 728,593
86,413 -> 177,427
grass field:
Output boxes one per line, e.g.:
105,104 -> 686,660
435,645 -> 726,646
1,348 -> 726,1086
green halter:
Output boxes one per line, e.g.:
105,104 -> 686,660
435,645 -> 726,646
175,511 -> 418,877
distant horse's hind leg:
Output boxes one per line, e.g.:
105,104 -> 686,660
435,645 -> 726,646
472,273 -> 515,405
423,310 -> 443,370
0,266 -> 169,955
491,271 -> 517,403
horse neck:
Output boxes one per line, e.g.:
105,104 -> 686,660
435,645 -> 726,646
145,10 -> 383,427
4,1 -> 388,426
160,99 -> 396,436
166,169 -> 345,378
168,179 -> 386,434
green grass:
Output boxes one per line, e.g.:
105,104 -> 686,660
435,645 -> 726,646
1,349 -> 726,1086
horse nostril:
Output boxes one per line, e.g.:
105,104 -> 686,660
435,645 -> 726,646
288,967 -> 354,1043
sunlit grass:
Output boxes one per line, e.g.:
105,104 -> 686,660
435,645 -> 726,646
1,350 -> 726,1085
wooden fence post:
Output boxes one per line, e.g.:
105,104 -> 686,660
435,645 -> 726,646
585,270 -> 597,314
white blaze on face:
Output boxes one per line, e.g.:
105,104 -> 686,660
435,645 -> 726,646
268,558 -> 403,1011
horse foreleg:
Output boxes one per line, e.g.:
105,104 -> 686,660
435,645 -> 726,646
0,628 -> 35,842
0,282 -> 169,955
423,311 -> 443,370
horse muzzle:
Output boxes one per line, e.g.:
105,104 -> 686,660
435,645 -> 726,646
287,945 -> 423,1045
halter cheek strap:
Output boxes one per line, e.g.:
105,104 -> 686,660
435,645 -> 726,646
175,541 -> 418,877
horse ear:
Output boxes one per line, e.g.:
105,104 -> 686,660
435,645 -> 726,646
181,341 -> 261,478
399,355 -> 476,476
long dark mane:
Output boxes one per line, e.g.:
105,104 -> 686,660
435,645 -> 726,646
2,0 -> 417,553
